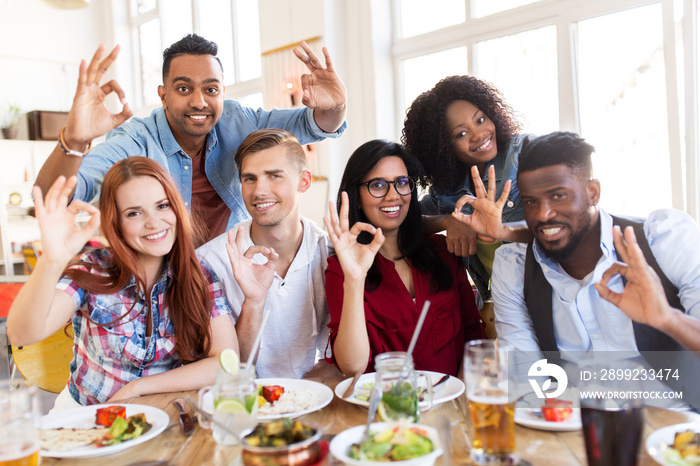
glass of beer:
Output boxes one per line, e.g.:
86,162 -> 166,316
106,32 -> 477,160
0,380 -> 40,466
464,339 -> 519,465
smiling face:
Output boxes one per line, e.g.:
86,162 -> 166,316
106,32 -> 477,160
358,156 -> 412,236
519,164 -> 601,263
445,99 -> 498,170
240,145 -> 311,229
158,54 -> 224,148
116,176 -> 177,268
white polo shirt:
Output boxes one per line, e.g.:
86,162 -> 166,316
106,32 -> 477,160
196,217 -> 332,378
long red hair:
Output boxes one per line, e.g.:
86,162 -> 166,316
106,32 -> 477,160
64,157 -> 212,363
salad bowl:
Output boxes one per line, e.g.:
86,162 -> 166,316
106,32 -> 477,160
329,422 -> 443,465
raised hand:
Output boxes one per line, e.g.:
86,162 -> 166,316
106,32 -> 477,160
594,226 -> 673,330
63,45 -> 133,151
452,165 -> 510,241
33,176 -> 101,266
226,225 -> 279,304
293,41 -> 347,111
324,192 -> 384,281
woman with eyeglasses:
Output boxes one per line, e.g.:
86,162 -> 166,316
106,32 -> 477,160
323,140 -> 485,377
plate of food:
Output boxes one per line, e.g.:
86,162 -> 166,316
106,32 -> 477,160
334,371 -> 464,408
40,404 -> 169,458
202,378 -> 334,421
646,422 -> 700,466
329,422 -> 443,465
514,399 -> 582,432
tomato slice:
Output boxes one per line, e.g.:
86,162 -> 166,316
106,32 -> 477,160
262,385 -> 285,403
95,405 -> 127,427
541,399 -> 573,422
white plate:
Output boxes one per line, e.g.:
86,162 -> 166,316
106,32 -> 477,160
40,404 -> 169,458
645,422 -> 700,465
334,371 -> 465,408
202,378 -> 334,420
514,407 -> 582,432
329,422 -> 443,466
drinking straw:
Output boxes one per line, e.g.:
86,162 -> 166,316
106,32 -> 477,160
245,308 -> 272,375
406,300 -> 431,357
389,300 -> 431,398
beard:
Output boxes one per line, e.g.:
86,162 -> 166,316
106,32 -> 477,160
539,211 -> 593,263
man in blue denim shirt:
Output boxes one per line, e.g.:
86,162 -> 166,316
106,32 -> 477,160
35,34 -> 347,243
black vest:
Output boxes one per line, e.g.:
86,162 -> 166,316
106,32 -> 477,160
523,215 -> 700,409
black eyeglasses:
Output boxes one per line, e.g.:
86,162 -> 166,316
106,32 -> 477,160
359,176 -> 416,198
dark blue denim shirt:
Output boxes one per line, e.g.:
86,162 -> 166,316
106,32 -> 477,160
420,133 -> 531,223
420,134 -> 532,299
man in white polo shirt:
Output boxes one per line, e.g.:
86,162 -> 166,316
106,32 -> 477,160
196,128 -> 337,378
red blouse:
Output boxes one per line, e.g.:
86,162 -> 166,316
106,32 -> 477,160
325,234 -> 485,376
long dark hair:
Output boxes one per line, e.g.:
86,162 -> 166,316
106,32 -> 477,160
401,75 -> 521,193
337,140 -> 452,292
64,158 -> 212,363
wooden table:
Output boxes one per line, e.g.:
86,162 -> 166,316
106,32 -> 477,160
40,376 -> 700,465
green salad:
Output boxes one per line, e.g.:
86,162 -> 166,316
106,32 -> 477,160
349,425 -> 434,462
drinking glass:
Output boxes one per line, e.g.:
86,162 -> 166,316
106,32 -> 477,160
373,352 -> 433,423
198,365 -> 258,446
0,381 -> 40,466
464,339 -> 519,465
579,360 -> 645,466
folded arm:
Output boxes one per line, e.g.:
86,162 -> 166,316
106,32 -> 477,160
108,313 -> 239,401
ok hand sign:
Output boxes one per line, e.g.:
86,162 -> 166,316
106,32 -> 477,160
324,192 -> 384,281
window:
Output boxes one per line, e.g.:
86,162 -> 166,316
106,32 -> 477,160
577,5 -> 670,215
475,25 -> 558,136
472,0 -> 542,19
401,46 -> 467,112
393,0 -> 699,218
129,0 -> 262,112
137,19 -> 162,109
131,0 -> 156,15
398,0 -> 465,38
199,0 -> 235,83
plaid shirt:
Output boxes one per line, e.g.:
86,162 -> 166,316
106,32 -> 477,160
57,248 -> 232,405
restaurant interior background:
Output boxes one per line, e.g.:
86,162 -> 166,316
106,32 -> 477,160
0,0 -> 699,277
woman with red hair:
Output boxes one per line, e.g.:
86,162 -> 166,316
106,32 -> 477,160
8,158 -> 238,408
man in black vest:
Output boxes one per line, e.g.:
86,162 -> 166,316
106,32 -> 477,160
453,131 -> 700,409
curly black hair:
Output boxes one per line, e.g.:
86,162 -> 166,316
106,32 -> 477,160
401,75 -> 521,194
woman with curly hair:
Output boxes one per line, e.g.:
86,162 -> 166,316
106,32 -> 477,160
402,75 -> 532,300
8,158 -> 238,409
